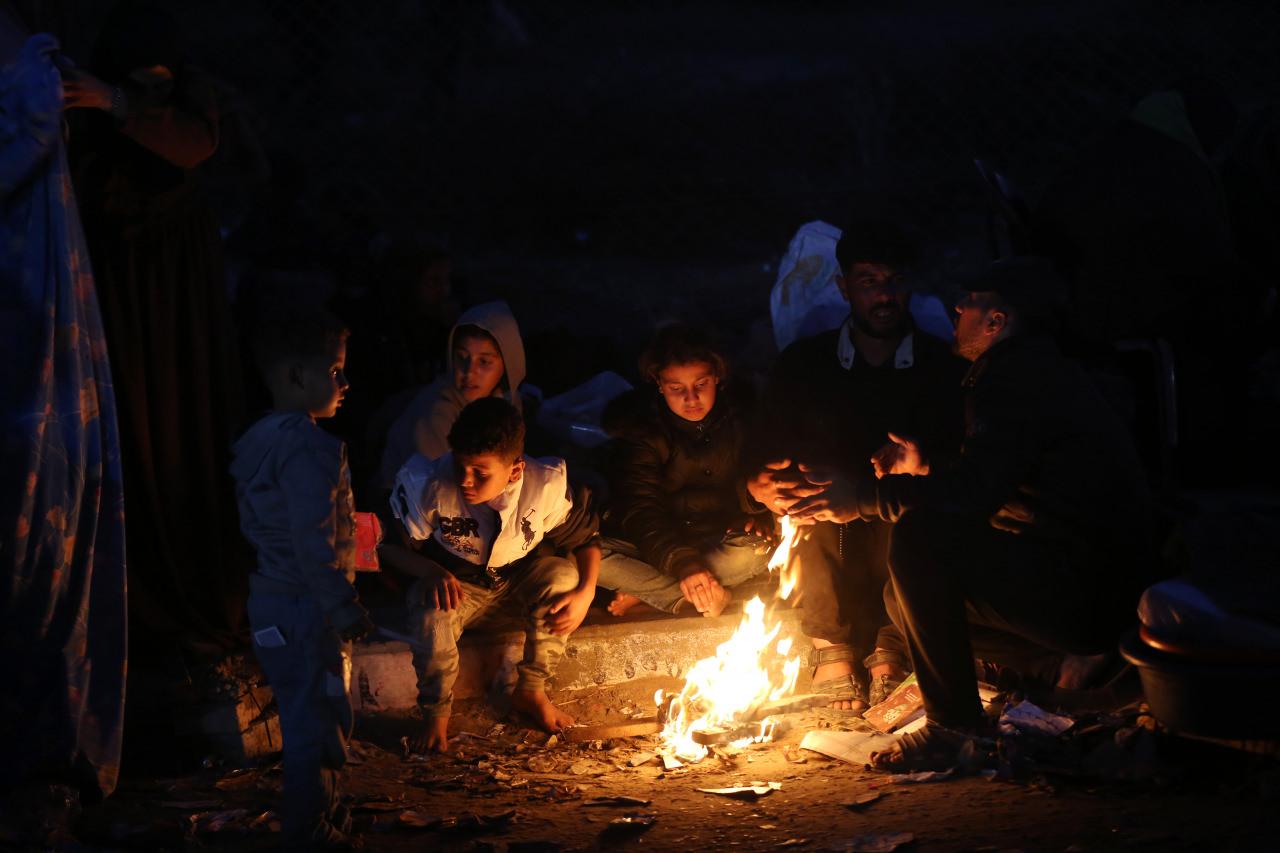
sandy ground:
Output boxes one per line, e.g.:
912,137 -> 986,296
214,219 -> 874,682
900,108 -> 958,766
77,676 -> 1280,852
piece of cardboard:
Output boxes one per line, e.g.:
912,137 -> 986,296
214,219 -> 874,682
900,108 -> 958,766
863,673 -> 923,733
799,730 -> 898,765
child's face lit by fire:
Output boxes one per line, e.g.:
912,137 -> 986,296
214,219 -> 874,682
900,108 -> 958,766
299,341 -> 349,419
454,452 -> 524,505
657,361 -> 719,423
453,334 -> 505,403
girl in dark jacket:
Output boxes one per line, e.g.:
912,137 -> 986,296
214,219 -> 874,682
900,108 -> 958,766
598,326 -> 770,617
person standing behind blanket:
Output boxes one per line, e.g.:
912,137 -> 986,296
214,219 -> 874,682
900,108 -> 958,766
376,300 -> 527,490
231,307 -> 373,850
598,325 -> 771,618
785,257 -> 1156,771
65,2 -> 248,652
389,399 -> 601,754
746,221 -> 968,712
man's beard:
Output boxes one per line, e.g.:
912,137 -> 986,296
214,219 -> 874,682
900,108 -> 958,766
852,303 -> 906,340
953,335 -> 987,361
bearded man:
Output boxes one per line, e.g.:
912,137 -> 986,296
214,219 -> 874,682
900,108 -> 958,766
748,221 -> 967,712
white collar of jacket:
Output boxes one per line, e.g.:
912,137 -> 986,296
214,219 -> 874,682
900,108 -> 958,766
837,317 -> 915,371
391,452 -> 573,568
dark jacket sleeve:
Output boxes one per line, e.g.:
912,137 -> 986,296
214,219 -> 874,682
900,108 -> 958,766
855,367 -> 1037,524
280,438 -> 366,629
543,482 -> 600,554
613,431 -> 704,575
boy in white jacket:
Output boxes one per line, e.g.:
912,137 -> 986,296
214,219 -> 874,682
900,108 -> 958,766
389,398 -> 600,752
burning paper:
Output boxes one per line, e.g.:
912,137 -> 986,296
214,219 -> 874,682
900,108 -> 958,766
657,597 -> 801,761
656,516 -> 805,763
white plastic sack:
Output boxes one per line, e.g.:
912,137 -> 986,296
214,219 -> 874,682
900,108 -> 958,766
536,371 -> 633,448
769,221 -> 955,351
770,221 -> 847,351
1138,579 -> 1280,652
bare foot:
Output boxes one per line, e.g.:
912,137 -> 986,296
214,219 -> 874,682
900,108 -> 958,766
813,660 -> 866,713
701,584 -> 733,618
510,688 -> 575,733
408,715 -> 450,754
607,591 -> 643,617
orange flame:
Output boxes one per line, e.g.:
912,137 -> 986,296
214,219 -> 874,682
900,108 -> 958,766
657,516 -> 804,762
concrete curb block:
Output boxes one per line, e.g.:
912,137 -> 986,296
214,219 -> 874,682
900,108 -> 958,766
350,606 -> 806,712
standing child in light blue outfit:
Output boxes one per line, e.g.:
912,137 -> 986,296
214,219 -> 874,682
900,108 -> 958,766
231,306 -> 372,851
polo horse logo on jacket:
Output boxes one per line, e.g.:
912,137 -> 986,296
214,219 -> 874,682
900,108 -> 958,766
521,510 -> 537,550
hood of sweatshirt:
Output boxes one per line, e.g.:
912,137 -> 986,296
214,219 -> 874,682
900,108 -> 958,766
230,411 -> 310,484
447,300 -> 527,397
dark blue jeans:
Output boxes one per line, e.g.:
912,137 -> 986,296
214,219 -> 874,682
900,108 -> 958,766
248,593 -> 353,847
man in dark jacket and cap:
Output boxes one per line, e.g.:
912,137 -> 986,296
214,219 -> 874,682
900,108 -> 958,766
748,221 -> 968,711
788,256 -> 1156,768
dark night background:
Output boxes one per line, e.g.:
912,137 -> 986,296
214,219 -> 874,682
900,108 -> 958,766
8,2 -> 1280,848
40,0 -> 1280,386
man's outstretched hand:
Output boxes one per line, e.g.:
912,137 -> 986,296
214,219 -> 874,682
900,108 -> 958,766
747,458 -> 824,513
786,464 -> 861,525
870,431 -> 929,479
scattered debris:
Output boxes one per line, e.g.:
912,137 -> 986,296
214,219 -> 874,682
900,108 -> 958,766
844,831 -> 914,852
247,811 -> 280,833
158,800 -> 222,810
777,838 -> 809,848
842,792 -> 882,810
564,719 -> 662,741
450,810 -> 518,832
568,758 -> 611,776
454,732 -> 494,743
662,753 -> 685,771
799,730 -> 898,765
609,814 -> 657,827
189,808 -> 249,834
351,796 -> 407,813
871,769 -> 954,786
213,769 -> 259,791
507,842 -> 563,853
394,808 -> 520,833
783,744 -> 808,764
628,750 -> 657,766
398,809 -> 442,829
582,796 -> 651,808
602,814 -> 657,837
1001,701 -> 1074,737
697,782 -> 781,800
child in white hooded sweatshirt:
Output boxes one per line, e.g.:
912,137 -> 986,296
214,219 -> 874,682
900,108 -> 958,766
377,300 -> 527,490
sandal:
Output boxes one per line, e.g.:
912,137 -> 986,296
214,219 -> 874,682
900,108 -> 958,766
863,650 -> 911,707
809,645 -> 868,712
868,720 -> 992,772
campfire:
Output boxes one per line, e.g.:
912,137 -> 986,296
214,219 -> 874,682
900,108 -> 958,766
655,517 -> 806,763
